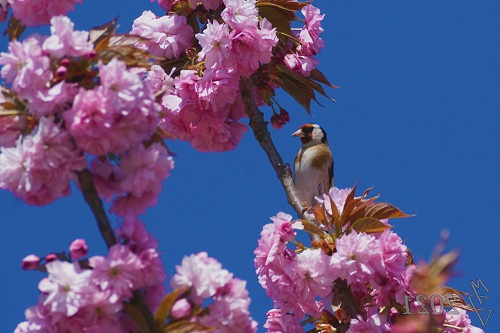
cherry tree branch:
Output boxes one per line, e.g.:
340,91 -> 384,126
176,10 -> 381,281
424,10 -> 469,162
76,169 -> 116,248
239,78 -> 302,215
239,78 -> 315,224
76,170 -> 155,330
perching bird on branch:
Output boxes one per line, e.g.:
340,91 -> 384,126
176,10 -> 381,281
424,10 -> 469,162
292,123 -> 334,206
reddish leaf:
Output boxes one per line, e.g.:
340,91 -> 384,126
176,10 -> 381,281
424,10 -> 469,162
164,320 -> 214,332
258,6 -> 293,36
89,18 -> 118,45
441,287 -> 475,312
257,0 -> 310,12
296,219 -> 325,237
351,202 -> 412,222
276,65 -> 322,114
338,183 -> 360,227
124,303 -> 151,333
349,217 -> 392,234
309,68 -> 339,89
101,47 -> 152,67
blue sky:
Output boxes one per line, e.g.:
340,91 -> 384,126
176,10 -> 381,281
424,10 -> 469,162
1,0 -> 498,331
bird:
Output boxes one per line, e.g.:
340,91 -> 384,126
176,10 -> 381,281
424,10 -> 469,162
292,123 -> 334,207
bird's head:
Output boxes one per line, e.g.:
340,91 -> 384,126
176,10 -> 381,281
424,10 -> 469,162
292,123 -> 328,146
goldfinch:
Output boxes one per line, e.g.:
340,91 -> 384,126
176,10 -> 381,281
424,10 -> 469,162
292,124 -> 334,206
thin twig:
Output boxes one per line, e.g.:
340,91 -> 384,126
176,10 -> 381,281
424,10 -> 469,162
239,78 -> 317,226
76,169 -> 116,248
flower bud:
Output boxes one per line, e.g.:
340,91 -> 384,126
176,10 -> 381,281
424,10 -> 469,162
171,298 -> 191,320
21,254 -> 40,270
69,239 -> 88,260
55,66 -> 67,78
60,58 -> 70,67
45,253 -> 57,263
270,113 -> 286,129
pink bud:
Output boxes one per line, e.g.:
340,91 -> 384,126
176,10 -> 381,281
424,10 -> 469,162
171,298 -> 191,320
60,58 -> 70,67
21,254 -> 40,270
85,51 -> 97,60
55,66 -> 67,78
45,253 -> 57,263
69,239 -> 88,260
270,113 -> 286,129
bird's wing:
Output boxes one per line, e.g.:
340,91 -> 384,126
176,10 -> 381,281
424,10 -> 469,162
329,157 -> 334,187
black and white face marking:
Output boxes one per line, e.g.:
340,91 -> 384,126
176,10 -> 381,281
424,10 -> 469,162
292,124 -> 327,145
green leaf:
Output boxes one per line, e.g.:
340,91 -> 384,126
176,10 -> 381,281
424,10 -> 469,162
124,303 -> 151,333
4,16 -> 25,41
154,289 -> 182,331
350,217 -> 392,233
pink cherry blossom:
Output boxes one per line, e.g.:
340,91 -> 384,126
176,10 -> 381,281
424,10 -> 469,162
0,117 -> 86,205
131,11 -> 193,59
42,16 -> 94,58
229,19 -> 278,77
298,5 -> 325,56
199,278 -> 258,333
0,34 -> 75,116
90,158 -> 123,202
263,309 -> 302,333
109,143 -> 174,218
330,231 -> 386,295
116,217 -> 159,252
89,244 -> 143,301
170,252 -> 232,305
0,113 -> 28,148
38,261 -> 91,316
443,308 -> 485,333
221,0 -> 259,30
144,65 -> 175,94
347,313 -> 390,333
201,0 -> 222,10
9,0 -> 82,27
64,59 -> 160,155
196,21 -> 234,72
315,186 -> 352,215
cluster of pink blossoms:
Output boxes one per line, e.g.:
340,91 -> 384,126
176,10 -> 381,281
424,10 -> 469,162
255,187 -> 483,332
130,0 -> 278,152
0,16 -> 173,214
3,0 -> 82,26
15,218 -> 166,333
170,252 -> 258,332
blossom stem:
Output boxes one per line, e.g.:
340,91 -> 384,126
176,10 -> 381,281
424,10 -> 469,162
76,169 -> 116,248
239,78 -> 318,236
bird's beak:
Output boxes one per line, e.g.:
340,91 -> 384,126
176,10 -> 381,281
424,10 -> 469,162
291,129 -> 303,137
